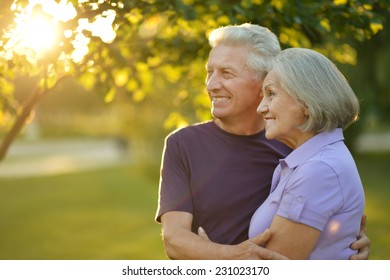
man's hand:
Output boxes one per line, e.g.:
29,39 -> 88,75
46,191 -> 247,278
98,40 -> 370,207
198,227 -> 288,260
350,214 -> 370,260
198,227 -> 211,241
245,229 -> 288,260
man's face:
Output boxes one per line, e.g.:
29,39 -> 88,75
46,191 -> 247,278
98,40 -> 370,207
205,44 -> 263,123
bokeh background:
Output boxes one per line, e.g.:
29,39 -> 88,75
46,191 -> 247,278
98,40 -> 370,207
0,0 -> 389,259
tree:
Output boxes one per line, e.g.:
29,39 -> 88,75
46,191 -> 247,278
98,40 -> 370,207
344,10 -> 390,127
0,0 -> 388,161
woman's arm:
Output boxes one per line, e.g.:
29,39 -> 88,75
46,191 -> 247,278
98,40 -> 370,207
265,215 -> 321,259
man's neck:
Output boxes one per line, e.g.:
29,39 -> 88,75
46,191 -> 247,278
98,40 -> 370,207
214,118 -> 265,136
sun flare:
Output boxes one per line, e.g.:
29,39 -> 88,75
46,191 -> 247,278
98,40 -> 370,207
4,0 -> 117,63
4,0 -> 77,62
17,16 -> 57,53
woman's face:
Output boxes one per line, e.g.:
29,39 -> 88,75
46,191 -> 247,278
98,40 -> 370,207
257,71 -> 313,149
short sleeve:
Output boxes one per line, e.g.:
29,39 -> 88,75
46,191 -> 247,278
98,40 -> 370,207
155,134 -> 193,222
276,161 -> 343,231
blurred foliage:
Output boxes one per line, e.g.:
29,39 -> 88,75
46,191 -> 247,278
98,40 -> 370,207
0,0 -> 389,160
342,11 -> 390,130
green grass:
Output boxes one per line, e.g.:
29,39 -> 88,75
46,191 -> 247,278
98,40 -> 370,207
355,153 -> 390,260
0,153 -> 389,260
0,165 -> 167,260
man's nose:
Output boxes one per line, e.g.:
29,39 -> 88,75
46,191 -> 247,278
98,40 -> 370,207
206,73 -> 222,91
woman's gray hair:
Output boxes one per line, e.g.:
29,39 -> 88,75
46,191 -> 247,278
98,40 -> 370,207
208,23 -> 281,80
271,48 -> 359,132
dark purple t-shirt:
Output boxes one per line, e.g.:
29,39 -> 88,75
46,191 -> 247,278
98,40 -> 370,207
155,121 -> 291,245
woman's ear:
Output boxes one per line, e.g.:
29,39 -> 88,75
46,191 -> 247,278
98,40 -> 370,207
302,104 -> 309,117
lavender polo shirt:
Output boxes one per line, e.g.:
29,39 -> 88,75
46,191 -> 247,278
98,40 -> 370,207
249,128 -> 365,259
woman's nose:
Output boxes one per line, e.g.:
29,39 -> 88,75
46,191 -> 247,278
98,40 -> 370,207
257,101 -> 268,115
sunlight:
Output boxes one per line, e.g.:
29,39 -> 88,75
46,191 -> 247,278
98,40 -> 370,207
328,221 -> 341,234
3,0 -> 118,64
18,16 -> 57,53
4,0 -> 77,62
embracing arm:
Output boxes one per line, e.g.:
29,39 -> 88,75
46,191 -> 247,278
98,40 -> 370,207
350,214 -> 370,260
161,211 -> 216,259
161,211 -> 287,260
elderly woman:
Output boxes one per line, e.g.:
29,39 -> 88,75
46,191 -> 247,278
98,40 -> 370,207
249,48 -> 365,259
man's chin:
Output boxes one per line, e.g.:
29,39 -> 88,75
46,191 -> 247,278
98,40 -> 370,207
211,109 -> 229,120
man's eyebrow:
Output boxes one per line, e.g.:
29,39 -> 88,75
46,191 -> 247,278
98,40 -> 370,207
221,66 -> 235,71
205,65 -> 238,74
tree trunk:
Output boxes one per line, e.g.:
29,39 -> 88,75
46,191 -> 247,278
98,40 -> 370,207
0,75 -> 69,162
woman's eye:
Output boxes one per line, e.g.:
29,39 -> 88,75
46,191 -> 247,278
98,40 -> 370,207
269,90 -> 276,97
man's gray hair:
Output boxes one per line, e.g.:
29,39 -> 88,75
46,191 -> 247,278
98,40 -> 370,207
208,23 -> 281,80
271,48 -> 360,132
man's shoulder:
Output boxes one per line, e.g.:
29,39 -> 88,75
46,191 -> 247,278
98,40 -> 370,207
167,120 -> 214,139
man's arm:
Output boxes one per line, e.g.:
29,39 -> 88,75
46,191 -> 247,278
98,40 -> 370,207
161,211 -> 288,260
350,214 -> 370,260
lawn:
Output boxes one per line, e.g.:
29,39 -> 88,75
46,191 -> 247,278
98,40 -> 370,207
0,164 -> 167,259
355,152 -> 390,260
0,153 -> 389,260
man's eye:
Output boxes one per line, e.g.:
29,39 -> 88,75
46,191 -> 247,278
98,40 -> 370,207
223,72 -> 233,78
